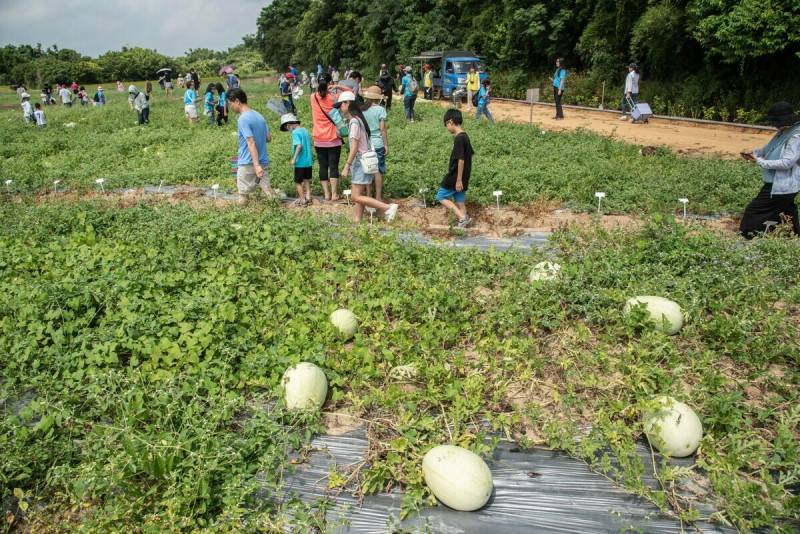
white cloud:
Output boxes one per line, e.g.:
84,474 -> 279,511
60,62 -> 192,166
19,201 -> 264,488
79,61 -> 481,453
0,0 -> 267,57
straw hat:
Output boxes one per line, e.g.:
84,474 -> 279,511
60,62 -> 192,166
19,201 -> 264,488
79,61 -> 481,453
363,86 -> 383,100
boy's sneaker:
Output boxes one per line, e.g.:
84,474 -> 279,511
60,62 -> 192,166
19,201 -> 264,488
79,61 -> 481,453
457,215 -> 471,228
385,203 -> 399,221
619,115 -> 627,120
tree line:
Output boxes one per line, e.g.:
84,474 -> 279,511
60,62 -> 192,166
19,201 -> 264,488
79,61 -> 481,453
254,0 -> 800,121
1,43 -> 266,88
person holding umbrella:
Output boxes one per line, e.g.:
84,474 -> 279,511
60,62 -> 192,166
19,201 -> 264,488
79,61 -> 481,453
156,68 -> 174,97
220,66 -> 239,90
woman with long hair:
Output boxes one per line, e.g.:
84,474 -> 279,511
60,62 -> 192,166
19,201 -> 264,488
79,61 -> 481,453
215,83 -> 228,125
335,92 -> 398,222
550,58 -> 566,120
310,73 -> 343,201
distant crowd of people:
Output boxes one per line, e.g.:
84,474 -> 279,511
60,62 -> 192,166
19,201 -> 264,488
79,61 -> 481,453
10,59 -> 799,237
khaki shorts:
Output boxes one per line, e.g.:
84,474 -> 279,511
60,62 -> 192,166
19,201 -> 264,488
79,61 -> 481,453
184,104 -> 197,119
237,164 -> 271,195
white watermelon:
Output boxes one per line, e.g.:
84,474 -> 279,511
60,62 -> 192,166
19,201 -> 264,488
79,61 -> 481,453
330,308 -> 358,340
529,261 -> 561,282
422,445 -> 493,511
623,296 -> 684,335
282,362 -> 328,410
643,396 -> 703,457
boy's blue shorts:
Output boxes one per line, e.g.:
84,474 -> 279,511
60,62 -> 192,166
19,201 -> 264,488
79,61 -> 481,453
436,187 -> 466,203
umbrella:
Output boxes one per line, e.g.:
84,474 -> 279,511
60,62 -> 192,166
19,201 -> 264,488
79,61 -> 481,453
156,68 -> 172,74
219,65 -> 236,76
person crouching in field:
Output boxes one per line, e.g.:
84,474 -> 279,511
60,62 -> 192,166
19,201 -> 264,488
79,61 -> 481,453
280,113 -> 313,206
436,109 -> 474,228
228,88 -> 276,207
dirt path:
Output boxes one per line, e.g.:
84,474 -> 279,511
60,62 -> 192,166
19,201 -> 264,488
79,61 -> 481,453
463,99 -> 774,159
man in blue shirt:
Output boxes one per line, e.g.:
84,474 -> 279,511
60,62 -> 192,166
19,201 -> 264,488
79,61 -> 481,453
227,88 -> 275,206
224,72 -> 239,90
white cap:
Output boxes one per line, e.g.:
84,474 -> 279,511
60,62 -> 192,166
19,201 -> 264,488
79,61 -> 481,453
279,113 -> 299,131
20,92 -> 30,98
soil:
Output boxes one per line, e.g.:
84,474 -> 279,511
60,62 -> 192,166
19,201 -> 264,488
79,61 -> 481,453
443,98 -> 775,159
285,196 -> 741,238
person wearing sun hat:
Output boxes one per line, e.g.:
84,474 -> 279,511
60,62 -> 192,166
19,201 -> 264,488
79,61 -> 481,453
739,101 -> 800,238
400,65 -> 418,122
362,85 -> 390,201
335,91 -> 399,222
280,112 -> 313,206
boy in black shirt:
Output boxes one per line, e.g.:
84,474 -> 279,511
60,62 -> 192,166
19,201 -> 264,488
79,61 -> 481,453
435,109 -> 474,227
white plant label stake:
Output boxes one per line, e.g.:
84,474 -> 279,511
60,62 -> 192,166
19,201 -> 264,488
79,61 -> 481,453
365,206 -> 376,223
4,179 -> 11,194
595,191 -> 606,213
212,183 -> 219,199
419,187 -> 428,208
343,189 -> 351,205
678,198 -> 688,219
53,180 -> 60,194
158,180 -> 164,193
95,178 -> 105,193
493,190 -> 503,211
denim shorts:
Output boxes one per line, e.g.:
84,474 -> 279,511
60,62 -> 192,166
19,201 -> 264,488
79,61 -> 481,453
436,187 -> 466,203
349,157 -> 374,185
376,146 -> 386,175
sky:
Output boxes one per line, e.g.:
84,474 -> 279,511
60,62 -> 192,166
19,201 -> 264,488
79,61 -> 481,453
0,0 -> 267,57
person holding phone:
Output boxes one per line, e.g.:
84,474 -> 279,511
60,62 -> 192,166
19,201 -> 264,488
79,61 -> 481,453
739,101 -> 800,238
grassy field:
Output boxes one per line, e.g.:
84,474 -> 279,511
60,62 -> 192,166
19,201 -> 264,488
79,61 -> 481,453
1,81 -> 799,532
1,196 -> 798,532
0,79 -> 761,215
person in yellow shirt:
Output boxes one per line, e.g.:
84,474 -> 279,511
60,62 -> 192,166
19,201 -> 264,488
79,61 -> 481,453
466,65 -> 480,111
423,64 -> 434,100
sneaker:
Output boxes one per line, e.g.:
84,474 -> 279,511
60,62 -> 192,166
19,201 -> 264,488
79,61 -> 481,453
457,215 -> 471,228
385,203 -> 399,222
619,115 -> 627,120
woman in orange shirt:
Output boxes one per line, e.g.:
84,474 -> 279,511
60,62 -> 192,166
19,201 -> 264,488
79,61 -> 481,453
310,73 -> 343,201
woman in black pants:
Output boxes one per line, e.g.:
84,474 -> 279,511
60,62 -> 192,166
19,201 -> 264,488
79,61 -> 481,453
551,58 -> 566,120
739,102 -> 800,238
311,73 -> 343,201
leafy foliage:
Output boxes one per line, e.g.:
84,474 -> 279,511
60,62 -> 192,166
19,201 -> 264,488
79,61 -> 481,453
0,84 -> 760,215
0,199 -> 798,531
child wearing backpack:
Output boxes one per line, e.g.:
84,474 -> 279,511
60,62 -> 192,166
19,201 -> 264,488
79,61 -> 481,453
436,109 -> 474,228
401,66 -> 418,122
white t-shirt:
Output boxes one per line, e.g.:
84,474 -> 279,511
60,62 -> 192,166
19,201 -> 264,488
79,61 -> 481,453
59,88 -> 72,103
34,109 -> 45,125
22,100 -> 33,117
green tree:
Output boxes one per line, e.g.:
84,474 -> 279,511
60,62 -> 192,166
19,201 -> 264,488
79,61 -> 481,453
689,0 -> 800,63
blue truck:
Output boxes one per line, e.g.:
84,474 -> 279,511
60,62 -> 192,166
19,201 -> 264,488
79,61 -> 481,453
408,50 -> 488,99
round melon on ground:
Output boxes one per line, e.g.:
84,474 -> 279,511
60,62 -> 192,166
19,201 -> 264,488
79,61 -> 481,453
643,396 -> 703,457
529,261 -> 561,282
623,296 -> 684,335
330,308 -> 358,340
282,362 -> 328,410
422,445 -> 493,511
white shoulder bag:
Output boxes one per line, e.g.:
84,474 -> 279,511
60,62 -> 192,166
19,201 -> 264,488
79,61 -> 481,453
353,118 -> 380,174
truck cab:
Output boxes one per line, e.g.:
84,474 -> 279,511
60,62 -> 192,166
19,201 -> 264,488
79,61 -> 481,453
409,50 -> 488,98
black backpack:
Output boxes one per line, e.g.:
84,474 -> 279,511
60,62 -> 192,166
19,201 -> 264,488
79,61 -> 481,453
472,90 -> 480,107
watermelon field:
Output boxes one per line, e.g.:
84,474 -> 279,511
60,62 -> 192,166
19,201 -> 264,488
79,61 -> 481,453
1,83 -> 799,533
